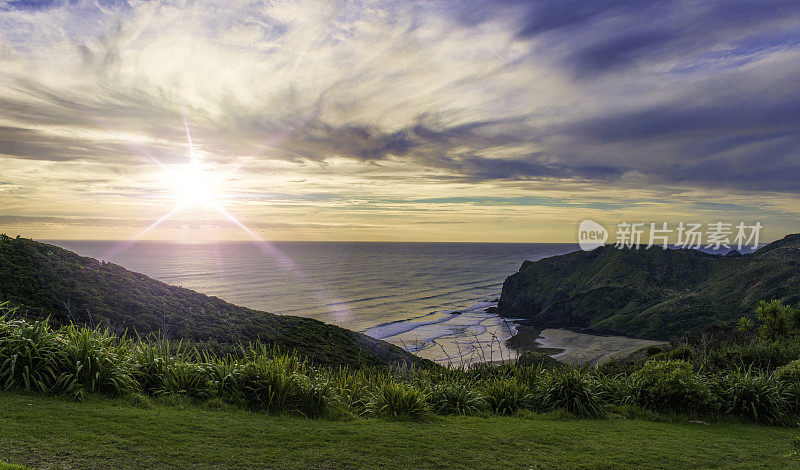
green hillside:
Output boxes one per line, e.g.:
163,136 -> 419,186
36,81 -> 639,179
0,235 -> 427,368
497,234 -> 800,339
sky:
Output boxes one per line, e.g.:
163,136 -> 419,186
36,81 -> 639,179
0,0 -> 798,242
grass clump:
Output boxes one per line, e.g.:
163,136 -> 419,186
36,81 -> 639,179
427,383 -> 487,415
538,368 -> 604,418
483,378 -> 532,415
367,382 -> 429,420
0,317 -> 63,392
716,369 -> 792,425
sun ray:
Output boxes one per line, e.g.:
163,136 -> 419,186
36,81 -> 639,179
184,118 -> 197,166
102,204 -> 184,261
211,202 -> 353,321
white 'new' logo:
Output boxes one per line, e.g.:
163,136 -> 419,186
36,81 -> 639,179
578,220 -> 608,251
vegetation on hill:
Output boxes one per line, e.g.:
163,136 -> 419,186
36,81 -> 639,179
3,302 -> 800,427
603,298 -> 800,375
497,233 -> 800,339
0,235 -> 427,369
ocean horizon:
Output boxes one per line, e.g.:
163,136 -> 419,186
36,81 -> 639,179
45,240 -> 579,364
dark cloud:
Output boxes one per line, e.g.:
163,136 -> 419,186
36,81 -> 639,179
515,0 -> 645,37
1,0 -> 129,12
569,98 -> 800,144
445,0 -> 800,76
1,0 -> 799,198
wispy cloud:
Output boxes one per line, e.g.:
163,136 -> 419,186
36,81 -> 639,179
0,0 -> 798,240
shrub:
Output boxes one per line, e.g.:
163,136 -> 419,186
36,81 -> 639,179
593,372 -> 632,405
57,325 -> 136,398
235,357 -> 305,413
708,341 -> 800,373
0,317 -> 64,392
511,364 -> 546,389
294,375 -> 340,419
427,383 -> 487,415
665,346 -> 692,361
201,355 -> 241,399
367,382 -> 429,420
158,361 -> 213,399
784,381 -> 800,414
483,378 -> 532,415
645,345 -> 663,357
516,351 -> 562,370
755,300 -> 792,341
130,340 -> 180,394
716,369 -> 792,426
775,359 -> 800,384
331,368 -> 376,415
537,368 -> 604,418
630,360 -> 711,413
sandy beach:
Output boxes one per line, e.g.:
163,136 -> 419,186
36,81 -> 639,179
512,326 -> 667,365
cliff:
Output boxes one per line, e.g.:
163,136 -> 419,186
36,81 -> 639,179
497,234 -> 800,339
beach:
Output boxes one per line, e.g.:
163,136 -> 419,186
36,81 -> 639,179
508,325 -> 667,365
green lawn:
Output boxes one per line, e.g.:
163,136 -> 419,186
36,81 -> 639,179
0,392 -> 798,469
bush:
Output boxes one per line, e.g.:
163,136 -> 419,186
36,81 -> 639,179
784,381 -> 800,414
331,368 -> 379,415
665,346 -> 692,361
630,360 -> 711,413
58,325 -> 136,398
4,309 -> 800,425
158,361 -> 213,399
294,375 -> 340,419
708,341 -> 800,373
235,357 -> 305,414
775,359 -> 800,384
593,372 -> 632,405
538,368 -> 604,418
130,340 -> 178,395
483,378 -> 532,415
645,345 -> 663,357
427,383 -> 487,415
716,369 -> 792,426
0,317 -> 64,392
367,382 -> 429,420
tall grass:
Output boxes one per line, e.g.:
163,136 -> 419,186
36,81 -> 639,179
0,305 -> 798,425
537,368 -> 604,418
58,325 -> 137,398
367,382 -> 429,419
716,369 -> 791,425
0,316 -> 63,392
483,378 -> 532,415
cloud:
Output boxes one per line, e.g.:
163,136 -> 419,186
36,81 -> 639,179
0,0 -> 799,241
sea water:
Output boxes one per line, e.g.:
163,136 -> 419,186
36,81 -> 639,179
46,241 -> 576,364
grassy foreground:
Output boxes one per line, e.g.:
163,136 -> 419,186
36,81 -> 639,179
1,392 -> 799,469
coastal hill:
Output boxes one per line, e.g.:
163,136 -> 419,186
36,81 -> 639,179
497,233 -> 800,340
0,235 -> 428,368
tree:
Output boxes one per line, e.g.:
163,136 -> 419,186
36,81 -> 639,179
755,300 -> 791,341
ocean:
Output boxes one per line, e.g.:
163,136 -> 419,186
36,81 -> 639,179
46,240 -> 577,364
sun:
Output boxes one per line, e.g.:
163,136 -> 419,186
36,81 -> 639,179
172,163 -> 221,208
127,119 -> 254,243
